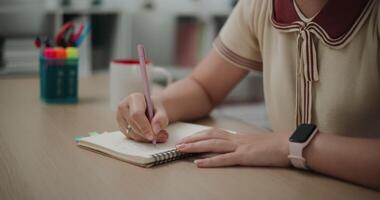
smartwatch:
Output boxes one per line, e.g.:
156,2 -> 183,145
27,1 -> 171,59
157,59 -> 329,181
288,124 -> 318,169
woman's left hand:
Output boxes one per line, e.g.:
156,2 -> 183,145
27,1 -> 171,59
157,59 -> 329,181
176,128 -> 291,168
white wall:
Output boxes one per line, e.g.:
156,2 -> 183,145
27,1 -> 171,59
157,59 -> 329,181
131,11 -> 175,65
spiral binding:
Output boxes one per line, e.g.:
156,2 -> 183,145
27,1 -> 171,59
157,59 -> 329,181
151,149 -> 195,166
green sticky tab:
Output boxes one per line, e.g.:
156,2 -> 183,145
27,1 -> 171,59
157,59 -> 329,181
75,136 -> 86,142
75,132 -> 99,142
88,131 -> 99,136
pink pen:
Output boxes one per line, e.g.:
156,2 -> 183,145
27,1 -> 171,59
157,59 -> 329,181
137,44 -> 156,144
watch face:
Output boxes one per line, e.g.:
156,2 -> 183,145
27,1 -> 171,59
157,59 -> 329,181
289,124 -> 317,143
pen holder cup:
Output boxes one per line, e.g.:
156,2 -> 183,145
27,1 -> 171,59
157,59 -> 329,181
39,57 -> 79,103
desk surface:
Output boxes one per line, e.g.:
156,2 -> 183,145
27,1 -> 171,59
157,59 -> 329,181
0,74 -> 379,200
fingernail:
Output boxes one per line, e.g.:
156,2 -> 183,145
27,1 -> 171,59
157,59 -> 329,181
194,160 -> 201,165
176,144 -> 186,150
157,138 -> 168,143
147,134 -> 154,141
152,123 -> 161,134
157,134 -> 167,140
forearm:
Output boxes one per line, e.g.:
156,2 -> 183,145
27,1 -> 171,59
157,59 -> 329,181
304,133 -> 380,190
157,77 -> 214,122
156,49 -> 249,123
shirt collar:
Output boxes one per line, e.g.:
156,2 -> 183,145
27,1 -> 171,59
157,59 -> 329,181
272,0 -> 371,39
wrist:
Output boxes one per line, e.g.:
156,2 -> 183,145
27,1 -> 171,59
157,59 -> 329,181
155,95 -> 176,123
278,132 -> 292,167
288,124 -> 318,169
302,130 -> 322,170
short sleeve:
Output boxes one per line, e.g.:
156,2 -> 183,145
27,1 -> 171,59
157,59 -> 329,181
213,0 -> 262,71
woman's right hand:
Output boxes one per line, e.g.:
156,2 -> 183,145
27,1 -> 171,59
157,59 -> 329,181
116,93 -> 169,143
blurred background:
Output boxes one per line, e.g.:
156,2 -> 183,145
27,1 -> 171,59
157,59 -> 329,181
0,0 -> 269,129
0,0 -> 235,73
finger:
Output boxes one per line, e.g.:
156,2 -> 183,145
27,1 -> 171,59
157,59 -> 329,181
126,118 -> 151,142
156,130 -> 168,143
129,111 -> 154,140
127,127 -> 166,143
156,130 -> 169,143
117,95 -> 152,143
177,128 -> 231,145
128,95 -> 155,140
128,117 -> 167,143
116,108 -> 129,137
176,139 -> 236,153
126,117 -> 145,137
117,98 -> 144,139
151,106 -> 169,135
119,119 -> 149,142
194,153 -> 239,168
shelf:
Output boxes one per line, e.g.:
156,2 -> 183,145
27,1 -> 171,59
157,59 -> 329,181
46,6 -> 124,15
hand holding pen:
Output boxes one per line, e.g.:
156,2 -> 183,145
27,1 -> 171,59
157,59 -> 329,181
137,45 -> 157,144
116,45 -> 169,144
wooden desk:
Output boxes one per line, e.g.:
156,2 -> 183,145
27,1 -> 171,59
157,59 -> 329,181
0,74 -> 379,200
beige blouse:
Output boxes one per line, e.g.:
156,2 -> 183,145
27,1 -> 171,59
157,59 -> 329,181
214,0 -> 380,137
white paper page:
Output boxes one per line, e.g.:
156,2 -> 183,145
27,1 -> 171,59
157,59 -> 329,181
79,122 -> 210,159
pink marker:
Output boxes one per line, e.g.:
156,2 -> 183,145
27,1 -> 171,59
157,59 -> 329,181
44,48 -> 57,59
137,44 -> 156,144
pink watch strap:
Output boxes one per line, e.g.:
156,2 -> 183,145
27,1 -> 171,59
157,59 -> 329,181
288,143 -> 308,169
288,155 -> 307,169
288,127 -> 318,170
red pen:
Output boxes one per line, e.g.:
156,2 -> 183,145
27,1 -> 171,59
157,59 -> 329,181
137,44 -> 156,144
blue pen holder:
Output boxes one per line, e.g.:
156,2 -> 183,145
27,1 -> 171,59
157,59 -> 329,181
39,57 -> 79,103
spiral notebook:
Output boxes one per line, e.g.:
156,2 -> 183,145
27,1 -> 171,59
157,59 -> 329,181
77,122 -> 212,167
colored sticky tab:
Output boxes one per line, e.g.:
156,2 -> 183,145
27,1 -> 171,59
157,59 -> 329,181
54,47 -> 66,59
88,131 -> 99,136
44,48 -> 56,59
75,132 -> 98,142
75,136 -> 86,142
66,47 -> 79,58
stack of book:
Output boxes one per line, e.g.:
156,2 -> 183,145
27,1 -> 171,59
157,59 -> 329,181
1,38 -> 39,74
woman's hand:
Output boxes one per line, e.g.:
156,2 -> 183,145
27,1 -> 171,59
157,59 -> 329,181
176,128 -> 291,168
116,93 -> 169,143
